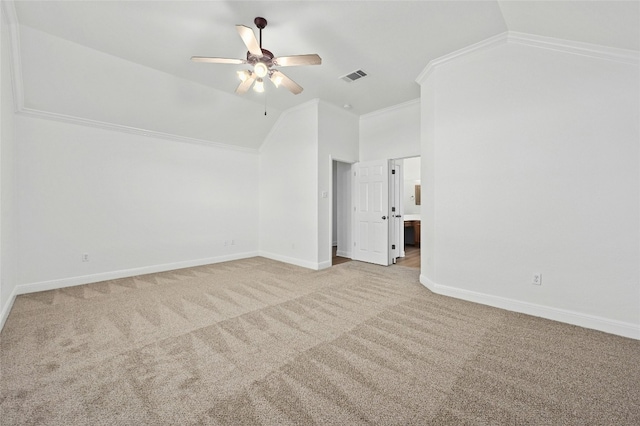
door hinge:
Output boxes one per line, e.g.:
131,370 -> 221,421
391,206 -> 396,212
392,169 -> 396,174
392,244 -> 396,249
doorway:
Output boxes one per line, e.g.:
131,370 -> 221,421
395,156 -> 421,269
332,160 -> 352,266
339,156 -> 421,269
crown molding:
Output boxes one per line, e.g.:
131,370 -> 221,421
507,31 -> 639,65
2,4 -> 257,153
1,0 -> 24,111
317,98 -> 359,118
17,107 -> 259,153
360,98 -> 420,121
416,32 -> 508,84
416,31 -> 639,84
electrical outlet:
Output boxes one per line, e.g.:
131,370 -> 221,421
82,253 -> 90,262
532,273 -> 542,285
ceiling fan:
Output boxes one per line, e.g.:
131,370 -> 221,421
191,17 -> 321,95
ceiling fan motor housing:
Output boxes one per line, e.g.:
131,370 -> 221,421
247,49 -> 274,64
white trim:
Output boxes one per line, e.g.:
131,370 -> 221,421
17,107 -> 258,153
336,250 -> 351,258
317,98 -> 358,117
0,3 -> 257,154
416,31 -> 640,84
420,275 -> 640,340
508,31 -> 639,65
360,98 -> 420,121
0,285 -> 18,333
416,32 -> 507,84
15,252 -> 259,297
317,260 -> 332,270
259,251 -> 320,271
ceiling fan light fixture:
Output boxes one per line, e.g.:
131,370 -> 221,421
254,62 -> 268,78
192,17 -> 320,96
254,78 -> 265,93
237,70 -> 251,82
272,75 -> 283,88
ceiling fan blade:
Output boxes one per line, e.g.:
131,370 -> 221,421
236,73 -> 257,94
273,54 -> 321,67
270,70 -> 303,95
191,56 -> 246,64
236,25 -> 263,57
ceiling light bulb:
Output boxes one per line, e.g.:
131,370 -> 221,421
254,78 -> 264,93
272,75 -> 283,88
237,70 -> 250,82
254,62 -> 268,78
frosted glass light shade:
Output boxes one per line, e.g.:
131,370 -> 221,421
254,78 -> 264,93
254,62 -> 268,78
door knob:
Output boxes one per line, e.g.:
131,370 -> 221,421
382,216 -> 387,220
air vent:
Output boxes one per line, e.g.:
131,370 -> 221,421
340,69 -> 368,83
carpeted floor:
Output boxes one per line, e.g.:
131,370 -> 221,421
1,257 -> 639,425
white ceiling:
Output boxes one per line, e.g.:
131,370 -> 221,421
11,1 -> 640,147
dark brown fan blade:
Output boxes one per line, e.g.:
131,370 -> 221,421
270,70 -> 303,95
273,54 -> 321,67
236,25 -> 263,57
191,57 -> 246,64
236,73 -> 257,94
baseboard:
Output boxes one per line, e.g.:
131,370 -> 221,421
13,251 -> 259,298
317,260 -> 332,270
336,250 -> 351,258
259,251 -> 320,270
420,274 -> 640,340
0,286 -> 19,333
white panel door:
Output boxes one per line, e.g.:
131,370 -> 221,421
353,160 -> 389,266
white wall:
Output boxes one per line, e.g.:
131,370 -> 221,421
259,101 -> 319,269
16,115 -> 259,290
419,37 -> 640,338
359,99 -> 420,161
258,100 -> 358,270
18,25 -> 279,150
318,101 -> 359,268
1,3 -> 18,326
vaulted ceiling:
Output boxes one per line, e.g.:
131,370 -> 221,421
9,1 -> 639,149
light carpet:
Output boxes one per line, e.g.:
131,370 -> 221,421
1,257 -> 639,425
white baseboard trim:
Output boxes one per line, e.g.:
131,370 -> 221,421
13,251 -> 259,298
420,274 -> 640,340
336,250 -> 351,258
317,260 -> 332,270
259,251 -> 320,270
0,286 -> 19,333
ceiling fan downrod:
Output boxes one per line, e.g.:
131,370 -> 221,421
254,17 -> 267,49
